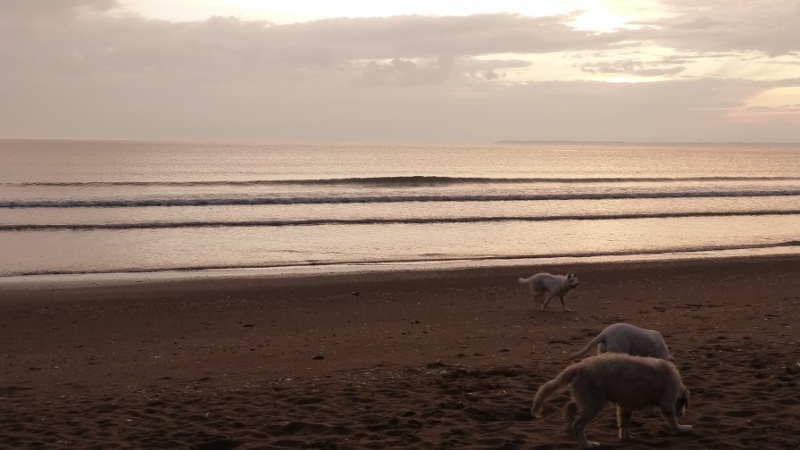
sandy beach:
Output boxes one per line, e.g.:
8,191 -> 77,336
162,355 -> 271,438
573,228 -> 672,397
1,256 -> 798,449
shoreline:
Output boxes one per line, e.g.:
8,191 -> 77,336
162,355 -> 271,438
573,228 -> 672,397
3,245 -> 800,291
1,254 -> 798,449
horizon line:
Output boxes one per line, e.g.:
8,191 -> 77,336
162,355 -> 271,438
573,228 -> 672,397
0,137 -> 798,146
496,139 -> 800,146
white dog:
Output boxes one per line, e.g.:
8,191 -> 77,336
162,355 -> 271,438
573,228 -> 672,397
570,323 -> 675,362
518,272 -> 579,311
532,353 -> 691,448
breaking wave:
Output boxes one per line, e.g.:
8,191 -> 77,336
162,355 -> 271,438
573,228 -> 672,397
3,189 -> 800,208
4,175 -> 800,188
2,210 -> 799,231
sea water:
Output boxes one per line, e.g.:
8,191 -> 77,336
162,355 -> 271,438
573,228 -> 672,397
1,139 -> 799,278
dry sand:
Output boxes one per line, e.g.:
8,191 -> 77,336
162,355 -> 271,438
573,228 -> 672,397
1,256 -> 798,449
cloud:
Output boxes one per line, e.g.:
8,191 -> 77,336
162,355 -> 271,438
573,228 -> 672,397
580,60 -> 686,77
0,8 -> 638,77
351,56 -> 526,87
285,14 -> 625,59
1,1 -> 799,142
641,0 -> 800,56
3,3 -> 795,81
357,57 -> 455,87
0,0 -> 119,18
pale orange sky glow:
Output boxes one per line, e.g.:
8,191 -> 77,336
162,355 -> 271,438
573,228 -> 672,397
729,87 -> 800,124
2,0 -> 799,143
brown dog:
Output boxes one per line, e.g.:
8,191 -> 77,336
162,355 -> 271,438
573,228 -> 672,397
532,353 -> 691,448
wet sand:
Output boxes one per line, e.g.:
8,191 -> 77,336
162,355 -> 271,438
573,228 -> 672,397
1,256 -> 798,449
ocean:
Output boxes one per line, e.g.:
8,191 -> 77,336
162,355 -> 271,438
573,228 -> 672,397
1,139 -> 799,279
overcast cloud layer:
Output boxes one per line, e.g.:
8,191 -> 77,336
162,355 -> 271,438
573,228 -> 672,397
2,0 -> 799,143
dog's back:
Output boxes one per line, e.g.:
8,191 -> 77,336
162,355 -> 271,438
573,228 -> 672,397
519,272 -> 575,294
570,323 -> 674,361
570,354 -> 680,407
535,353 -> 683,412
518,273 -> 550,290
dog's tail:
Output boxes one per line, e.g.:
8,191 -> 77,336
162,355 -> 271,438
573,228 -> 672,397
531,379 -> 565,418
531,366 -> 577,418
569,333 -> 605,361
519,276 -> 536,294
519,274 -> 538,295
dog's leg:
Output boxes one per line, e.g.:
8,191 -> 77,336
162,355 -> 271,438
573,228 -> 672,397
540,293 -> 554,311
564,401 -> 578,434
660,406 -> 693,433
558,295 -> 571,312
571,401 -> 603,448
616,405 -> 633,440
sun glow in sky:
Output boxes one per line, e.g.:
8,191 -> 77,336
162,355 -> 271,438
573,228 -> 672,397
569,11 -> 640,32
752,87 -> 800,109
732,87 -> 800,122
3,0 -> 799,142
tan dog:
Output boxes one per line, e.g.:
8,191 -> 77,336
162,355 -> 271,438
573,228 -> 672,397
532,353 -> 691,448
570,323 -> 675,362
518,272 -> 578,311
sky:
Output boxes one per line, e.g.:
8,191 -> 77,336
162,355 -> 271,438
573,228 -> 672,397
1,0 -> 799,143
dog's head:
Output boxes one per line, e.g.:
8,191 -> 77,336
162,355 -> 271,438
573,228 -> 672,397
676,387 -> 690,416
566,272 -> 579,289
